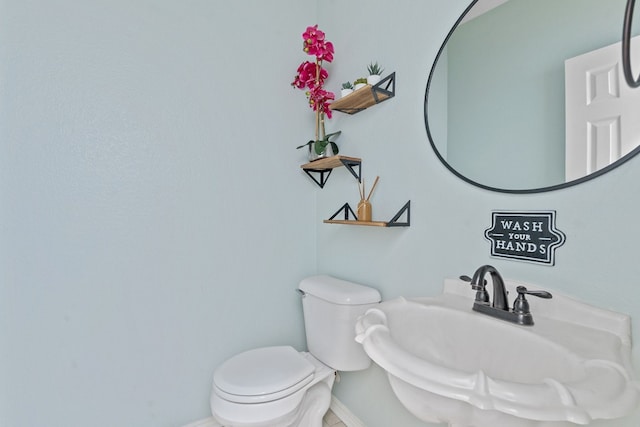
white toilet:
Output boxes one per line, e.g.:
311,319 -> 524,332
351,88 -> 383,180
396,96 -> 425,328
210,275 -> 381,427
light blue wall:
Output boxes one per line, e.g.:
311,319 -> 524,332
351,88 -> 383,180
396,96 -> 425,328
2,1 -> 640,427
0,1 -> 317,426
319,0 -> 640,426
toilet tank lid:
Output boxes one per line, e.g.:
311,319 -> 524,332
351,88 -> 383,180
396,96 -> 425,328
298,275 -> 381,305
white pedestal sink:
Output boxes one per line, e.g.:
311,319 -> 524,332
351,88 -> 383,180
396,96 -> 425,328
355,278 -> 640,427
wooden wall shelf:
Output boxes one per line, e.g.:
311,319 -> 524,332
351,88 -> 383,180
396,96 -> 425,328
324,219 -> 392,227
324,201 -> 410,227
330,72 -> 396,115
301,155 -> 361,188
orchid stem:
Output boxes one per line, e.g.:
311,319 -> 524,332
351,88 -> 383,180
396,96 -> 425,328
315,59 -> 325,142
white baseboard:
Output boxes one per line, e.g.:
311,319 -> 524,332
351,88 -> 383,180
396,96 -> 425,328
181,417 -> 219,427
330,395 -> 365,427
181,395 -> 364,427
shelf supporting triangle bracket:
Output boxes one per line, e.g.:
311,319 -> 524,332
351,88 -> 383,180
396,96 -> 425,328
372,72 -> 396,103
387,200 -> 411,227
340,158 -> 362,182
303,168 -> 333,188
328,203 -> 358,221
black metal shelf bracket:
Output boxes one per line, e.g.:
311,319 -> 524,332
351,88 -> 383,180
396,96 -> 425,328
328,203 -> 358,221
387,200 -> 411,227
373,72 -> 396,104
303,168 -> 332,188
340,158 -> 362,182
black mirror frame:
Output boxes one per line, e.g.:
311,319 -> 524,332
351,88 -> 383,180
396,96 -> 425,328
623,0 -> 640,87
424,0 -> 640,194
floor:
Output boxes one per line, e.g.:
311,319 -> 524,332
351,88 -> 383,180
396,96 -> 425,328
323,409 -> 348,427
183,411 -> 348,427
182,405 -> 350,427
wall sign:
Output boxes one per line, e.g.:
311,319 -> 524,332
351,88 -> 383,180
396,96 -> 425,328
484,211 -> 566,265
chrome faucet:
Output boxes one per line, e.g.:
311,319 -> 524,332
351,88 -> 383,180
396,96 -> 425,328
461,265 -> 552,326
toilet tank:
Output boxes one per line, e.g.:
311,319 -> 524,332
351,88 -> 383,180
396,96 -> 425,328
298,275 -> 381,371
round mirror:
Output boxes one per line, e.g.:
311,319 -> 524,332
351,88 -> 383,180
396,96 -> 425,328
425,0 -> 640,193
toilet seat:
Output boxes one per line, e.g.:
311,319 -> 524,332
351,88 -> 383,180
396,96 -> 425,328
213,346 -> 315,404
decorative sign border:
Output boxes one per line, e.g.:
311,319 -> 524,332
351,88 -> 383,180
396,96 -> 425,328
484,211 -> 566,266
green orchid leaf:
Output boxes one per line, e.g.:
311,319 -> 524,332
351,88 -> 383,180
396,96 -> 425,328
324,130 -> 342,140
296,140 -> 314,150
314,140 -> 329,155
298,130 -> 341,154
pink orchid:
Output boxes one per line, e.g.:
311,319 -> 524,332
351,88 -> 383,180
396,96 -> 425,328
291,61 -> 316,89
291,61 -> 328,90
292,25 -> 339,154
302,25 -> 335,63
304,39 -> 334,62
302,25 -> 325,46
308,86 -> 335,118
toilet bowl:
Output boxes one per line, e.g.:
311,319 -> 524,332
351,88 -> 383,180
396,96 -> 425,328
210,275 -> 381,427
211,346 -> 335,427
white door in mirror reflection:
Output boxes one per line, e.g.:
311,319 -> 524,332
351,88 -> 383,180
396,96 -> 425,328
565,35 -> 640,181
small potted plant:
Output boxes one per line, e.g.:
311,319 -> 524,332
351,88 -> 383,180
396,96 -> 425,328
367,61 -> 384,85
296,130 -> 341,157
353,77 -> 368,91
340,81 -> 354,97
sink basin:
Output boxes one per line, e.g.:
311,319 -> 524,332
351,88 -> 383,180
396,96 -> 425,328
355,278 -> 640,427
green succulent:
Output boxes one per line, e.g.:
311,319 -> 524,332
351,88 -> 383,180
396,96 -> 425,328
341,81 -> 354,90
367,61 -> 384,76
353,77 -> 368,85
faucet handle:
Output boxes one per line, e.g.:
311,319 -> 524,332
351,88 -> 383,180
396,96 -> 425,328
459,275 -> 487,290
513,286 -> 552,315
460,275 -> 489,303
516,286 -> 552,299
